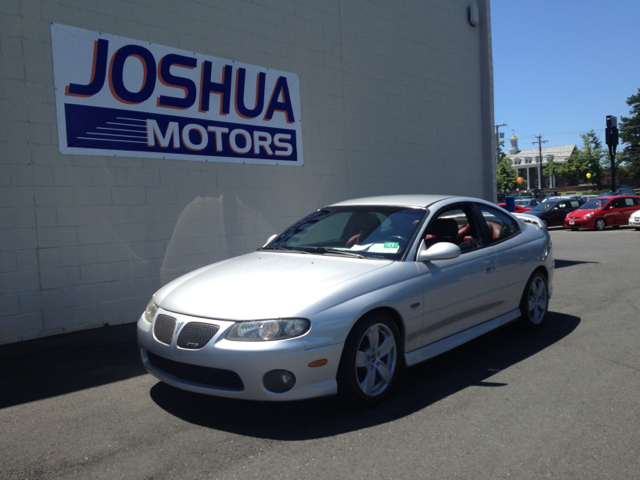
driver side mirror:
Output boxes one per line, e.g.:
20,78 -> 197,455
263,233 -> 278,247
417,241 -> 461,262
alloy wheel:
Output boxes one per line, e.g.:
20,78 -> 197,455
354,323 -> 398,397
527,276 -> 548,325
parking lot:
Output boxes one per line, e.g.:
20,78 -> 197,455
1,226 -> 639,480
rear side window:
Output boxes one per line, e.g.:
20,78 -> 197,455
570,200 -> 580,208
475,205 -> 520,244
624,198 -> 634,207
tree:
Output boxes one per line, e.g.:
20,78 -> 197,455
496,156 -> 518,192
618,88 -> 640,179
553,131 -> 606,188
543,159 -> 562,179
498,139 -> 508,162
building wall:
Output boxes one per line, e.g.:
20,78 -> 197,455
0,0 -> 494,344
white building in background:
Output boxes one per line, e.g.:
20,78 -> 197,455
504,135 -> 576,189
1,1 -> 495,344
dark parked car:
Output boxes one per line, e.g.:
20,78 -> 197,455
527,198 -> 583,227
514,198 -> 541,210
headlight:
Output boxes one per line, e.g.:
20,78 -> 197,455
584,213 -> 594,219
143,299 -> 158,323
226,319 -> 310,341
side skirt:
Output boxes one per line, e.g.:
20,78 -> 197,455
404,308 -> 521,367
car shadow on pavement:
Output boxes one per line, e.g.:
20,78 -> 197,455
149,311 -> 580,440
554,259 -> 599,269
0,323 -> 145,409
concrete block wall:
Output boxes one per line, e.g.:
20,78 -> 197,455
0,0 -> 494,344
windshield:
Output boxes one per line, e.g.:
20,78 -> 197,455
531,200 -> 560,211
263,206 -> 427,260
580,199 -> 610,210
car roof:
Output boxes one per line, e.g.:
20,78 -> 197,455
328,194 -> 502,209
329,194 -> 453,208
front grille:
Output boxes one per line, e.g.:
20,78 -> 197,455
147,351 -> 244,391
177,322 -> 219,349
154,315 -> 176,345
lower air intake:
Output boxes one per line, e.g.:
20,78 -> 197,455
147,351 -> 244,391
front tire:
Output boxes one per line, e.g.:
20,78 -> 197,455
338,313 -> 401,406
595,218 -> 606,231
520,272 -> 549,330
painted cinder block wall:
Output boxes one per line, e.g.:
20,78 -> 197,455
0,0 -> 495,344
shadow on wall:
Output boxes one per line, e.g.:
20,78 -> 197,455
160,194 -> 277,286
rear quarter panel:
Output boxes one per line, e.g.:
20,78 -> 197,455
491,222 -> 553,316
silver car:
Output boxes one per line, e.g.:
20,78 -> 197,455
137,195 -> 553,405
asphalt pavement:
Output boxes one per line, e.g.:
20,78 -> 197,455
1,226 -> 639,479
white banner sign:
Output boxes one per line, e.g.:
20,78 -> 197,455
51,24 -> 303,166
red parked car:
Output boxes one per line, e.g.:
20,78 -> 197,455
564,196 -> 640,231
498,203 -> 528,213
497,198 -> 540,213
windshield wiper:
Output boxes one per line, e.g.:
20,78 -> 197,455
296,247 -> 365,259
260,246 -> 310,254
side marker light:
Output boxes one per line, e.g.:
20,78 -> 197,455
308,359 -> 328,367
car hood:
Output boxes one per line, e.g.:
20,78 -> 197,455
567,209 -> 597,219
154,251 -> 393,320
526,209 -> 548,217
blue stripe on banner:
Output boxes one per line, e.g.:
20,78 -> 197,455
64,104 -> 298,161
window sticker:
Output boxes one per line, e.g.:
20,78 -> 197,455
369,243 -> 399,254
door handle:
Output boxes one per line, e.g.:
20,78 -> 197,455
486,265 -> 495,273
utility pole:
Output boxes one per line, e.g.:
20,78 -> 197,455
532,135 -> 547,190
495,124 -> 507,164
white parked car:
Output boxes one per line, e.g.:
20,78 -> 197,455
137,195 -> 554,405
629,209 -> 640,229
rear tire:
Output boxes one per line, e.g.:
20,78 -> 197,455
337,313 -> 401,406
520,272 -> 549,330
595,218 -> 606,231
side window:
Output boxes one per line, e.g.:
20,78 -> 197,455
557,202 -> 567,209
570,200 -> 580,208
624,198 -> 634,207
476,204 -> 520,244
635,198 -> 640,206
423,207 -> 482,253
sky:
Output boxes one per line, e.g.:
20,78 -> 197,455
490,0 -> 640,151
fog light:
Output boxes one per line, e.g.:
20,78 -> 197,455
263,370 -> 296,393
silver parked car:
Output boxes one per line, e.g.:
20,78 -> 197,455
137,195 -> 554,405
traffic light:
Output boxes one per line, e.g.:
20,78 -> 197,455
606,115 -> 618,146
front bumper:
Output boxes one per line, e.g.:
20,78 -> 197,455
630,217 -> 640,227
565,217 -> 594,229
137,311 -> 343,401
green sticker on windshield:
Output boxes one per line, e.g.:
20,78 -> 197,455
384,242 -> 399,249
